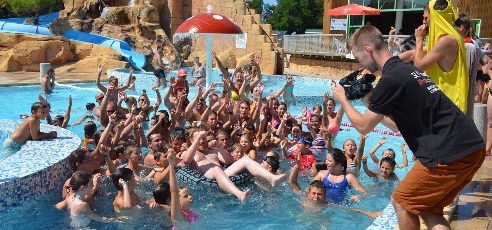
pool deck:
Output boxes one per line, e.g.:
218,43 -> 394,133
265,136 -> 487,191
0,69 -> 491,229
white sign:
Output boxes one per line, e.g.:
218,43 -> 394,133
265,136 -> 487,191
330,19 -> 348,31
236,33 -> 247,49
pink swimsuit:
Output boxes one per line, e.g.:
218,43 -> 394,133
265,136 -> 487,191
172,209 -> 199,230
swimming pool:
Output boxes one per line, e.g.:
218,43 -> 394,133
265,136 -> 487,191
0,71 -> 410,229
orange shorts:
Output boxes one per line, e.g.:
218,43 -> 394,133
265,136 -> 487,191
392,147 -> 485,215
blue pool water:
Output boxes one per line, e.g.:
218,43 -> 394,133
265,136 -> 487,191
0,71 -> 410,229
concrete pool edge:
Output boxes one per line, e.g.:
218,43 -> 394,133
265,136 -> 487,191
0,119 -> 80,211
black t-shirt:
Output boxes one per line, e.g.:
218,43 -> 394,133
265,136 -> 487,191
368,56 -> 484,167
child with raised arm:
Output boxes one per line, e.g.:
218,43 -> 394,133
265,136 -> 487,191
169,148 -> 199,230
56,171 -> 114,228
361,155 -> 399,181
96,65 -> 133,102
111,167 -> 144,213
369,137 -> 409,168
341,134 -> 366,174
2,102 -> 57,158
281,132 -> 315,172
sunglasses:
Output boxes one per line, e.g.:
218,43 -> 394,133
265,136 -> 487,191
106,110 -> 115,113
96,97 -> 104,101
138,98 -> 145,101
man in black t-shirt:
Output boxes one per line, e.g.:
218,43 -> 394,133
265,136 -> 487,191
331,25 -> 485,230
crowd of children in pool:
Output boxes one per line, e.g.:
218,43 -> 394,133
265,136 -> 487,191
6,53 -> 410,229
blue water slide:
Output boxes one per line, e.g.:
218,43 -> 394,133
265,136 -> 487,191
0,21 -> 146,69
0,21 -> 53,36
62,30 -> 146,69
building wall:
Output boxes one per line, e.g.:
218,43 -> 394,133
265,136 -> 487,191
453,0 -> 492,38
323,0 -> 492,38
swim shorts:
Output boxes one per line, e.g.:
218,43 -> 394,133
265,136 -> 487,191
153,69 -> 166,79
2,137 -> 22,159
392,147 -> 485,215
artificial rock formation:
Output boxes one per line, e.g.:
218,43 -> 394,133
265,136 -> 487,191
0,33 -> 127,72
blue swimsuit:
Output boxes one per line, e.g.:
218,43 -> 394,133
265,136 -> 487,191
322,172 -> 350,204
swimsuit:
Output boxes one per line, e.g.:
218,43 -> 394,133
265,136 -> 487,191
153,69 -> 166,79
311,134 -> 325,146
347,161 -> 356,170
2,137 -> 22,159
171,209 -> 199,230
288,150 -> 315,171
70,213 -> 92,228
322,172 -> 350,204
82,138 -> 96,151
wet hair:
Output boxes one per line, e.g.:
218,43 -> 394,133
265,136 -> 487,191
328,148 -> 347,173
123,145 -> 139,156
313,160 -> 328,171
384,148 -> 396,158
299,132 -> 314,147
67,171 -> 92,192
240,100 -> 250,108
68,149 -> 89,172
308,180 -> 327,193
86,103 -> 96,111
170,131 -> 186,142
310,114 -> 321,122
31,102 -> 44,113
94,130 -> 102,146
380,157 -> 397,170
153,182 -> 170,205
111,168 -> 134,191
154,147 -> 169,161
108,76 -> 118,83
233,67 -> 243,78
114,143 -> 127,157
244,123 -> 255,132
349,25 -> 387,52
240,133 -> 253,143
313,104 -> 323,112
230,143 -> 244,152
54,115 -> 64,123
455,13 -> 471,32
149,133 -> 163,143
292,123 -> 302,132
84,121 -> 97,138
278,102 -> 288,110
263,156 -> 280,173
206,110 -> 218,121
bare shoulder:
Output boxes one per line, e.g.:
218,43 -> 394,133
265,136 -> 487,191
435,34 -> 458,49
315,170 -> 328,180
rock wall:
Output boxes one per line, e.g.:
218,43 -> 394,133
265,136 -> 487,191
288,55 -> 362,78
0,33 -> 128,73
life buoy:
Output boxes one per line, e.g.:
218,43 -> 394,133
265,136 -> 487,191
176,165 -> 251,187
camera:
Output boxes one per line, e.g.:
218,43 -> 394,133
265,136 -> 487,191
339,69 -> 376,100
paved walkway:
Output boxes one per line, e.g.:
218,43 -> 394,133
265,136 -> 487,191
0,72 -> 97,86
0,69 -> 490,229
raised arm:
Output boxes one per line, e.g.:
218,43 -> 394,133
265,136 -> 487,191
369,137 -> 385,164
396,142 -> 408,168
289,152 -> 302,192
162,85 -> 175,110
354,134 -> 367,171
213,51 -> 230,79
96,65 -> 108,93
61,95 -> 72,128
169,152 -> 187,224
181,131 -> 206,165
118,67 -> 133,91
361,155 -> 377,178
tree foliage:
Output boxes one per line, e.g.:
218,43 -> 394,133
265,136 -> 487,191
248,0 -> 263,15
269,0 -> 324,34
7,0 -> 63,23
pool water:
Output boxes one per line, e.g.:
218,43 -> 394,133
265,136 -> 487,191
0,73 -> 411,229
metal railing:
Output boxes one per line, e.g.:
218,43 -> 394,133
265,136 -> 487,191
283,34 -> 414,56
284,34 -> 349,56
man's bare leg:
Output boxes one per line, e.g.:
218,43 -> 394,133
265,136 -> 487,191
420,212 -> 450,230
391,198 -> 420,230
206,166 -> 251,201
224,157 -> 287,188
160,78 -> 167,89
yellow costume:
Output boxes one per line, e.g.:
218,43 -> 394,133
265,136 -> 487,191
426,0 -> 468,113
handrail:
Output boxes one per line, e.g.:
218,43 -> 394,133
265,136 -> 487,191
243,2 -> 280,53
